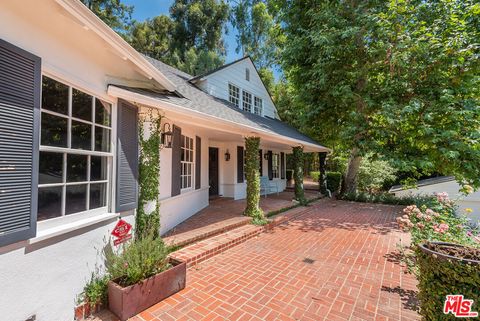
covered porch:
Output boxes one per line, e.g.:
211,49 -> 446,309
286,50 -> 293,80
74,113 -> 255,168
163,190 -> 320,247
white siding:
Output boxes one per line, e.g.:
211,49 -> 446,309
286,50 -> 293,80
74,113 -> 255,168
196,59 -> 278,119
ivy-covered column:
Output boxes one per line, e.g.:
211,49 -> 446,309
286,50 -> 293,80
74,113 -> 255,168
319,152 -> 328,195
292,146 -> 306,204
137,108 -> 162,239
244,136 -> 266,224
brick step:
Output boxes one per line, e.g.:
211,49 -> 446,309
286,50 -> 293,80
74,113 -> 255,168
168,202 -> 321,267
163,216 -> 251,248
168,224 -> 264,267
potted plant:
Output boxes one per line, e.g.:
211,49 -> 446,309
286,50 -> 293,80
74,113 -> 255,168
104,234 -> 186,321
417,242 -> 480,320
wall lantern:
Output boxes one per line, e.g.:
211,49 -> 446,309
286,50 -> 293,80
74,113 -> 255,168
264,153 -> 269,160
161,123 -> 173,148
225,149 -> 231,161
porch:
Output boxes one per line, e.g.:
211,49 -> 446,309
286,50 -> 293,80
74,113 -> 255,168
162,190 -> 320,248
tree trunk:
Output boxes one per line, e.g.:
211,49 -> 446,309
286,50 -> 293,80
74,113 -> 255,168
342,147 -> 362,194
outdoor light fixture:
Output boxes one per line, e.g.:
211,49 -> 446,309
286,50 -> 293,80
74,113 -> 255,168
161,123 -> 173,148
225,149 -> 231,161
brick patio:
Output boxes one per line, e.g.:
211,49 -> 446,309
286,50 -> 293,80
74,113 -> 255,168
163,190 -> 320,247
91,199 -> 419,321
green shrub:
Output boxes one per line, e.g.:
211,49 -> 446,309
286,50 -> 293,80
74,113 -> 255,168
326,172 -> 342,193
104,233 -> 170,287
79,273 -> 109,308
358,155 -> 397,192
417,243 -> 480,320
310,171 -> 320,182
340,191 -> 435,206
244,137 -> 264,220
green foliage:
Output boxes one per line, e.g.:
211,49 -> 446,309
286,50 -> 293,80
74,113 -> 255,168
244,137 -> 265,220
277,0 -> 480,189
292,146 -> 305,204
397,194 -> 480,247
326,172 -> 342,194
416,244 -> 480,320
340,191 -> 435,206
309,171 -> 320,182
104,233 -> 170,287
79,272 -> 109,308
137,109 -> 162,239
358,155 -> 397,193
81,0 -> 133,36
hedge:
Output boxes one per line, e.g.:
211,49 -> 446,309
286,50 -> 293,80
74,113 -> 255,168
310,171 -> 342,194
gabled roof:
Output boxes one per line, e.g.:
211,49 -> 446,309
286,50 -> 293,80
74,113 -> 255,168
189,56 -> 250,82
54,0 -> 176,91
109,56 -> 329,152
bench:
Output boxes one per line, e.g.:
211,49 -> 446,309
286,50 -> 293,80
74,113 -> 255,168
260,176 -> 279,197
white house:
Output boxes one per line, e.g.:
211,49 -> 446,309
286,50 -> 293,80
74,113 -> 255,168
390,177 -> 480,225
0,1 -> 328,320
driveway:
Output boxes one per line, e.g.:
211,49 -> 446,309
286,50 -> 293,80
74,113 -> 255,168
98,200 -> 419,321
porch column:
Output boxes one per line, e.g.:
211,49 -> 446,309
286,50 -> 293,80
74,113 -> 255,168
244,136 -> 265,222
319,152 -> 328,195
292,146 -> 306,203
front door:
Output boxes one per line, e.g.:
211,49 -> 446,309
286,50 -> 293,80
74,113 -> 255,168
209,147 -> 219,196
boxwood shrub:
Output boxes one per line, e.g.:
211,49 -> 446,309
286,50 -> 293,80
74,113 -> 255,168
417,242 -> 480,320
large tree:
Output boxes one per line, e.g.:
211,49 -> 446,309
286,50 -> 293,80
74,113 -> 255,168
278,0 -> 480,191
81,0 -> 133,36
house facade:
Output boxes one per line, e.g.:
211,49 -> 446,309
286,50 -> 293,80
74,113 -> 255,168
0,1 -> 327,320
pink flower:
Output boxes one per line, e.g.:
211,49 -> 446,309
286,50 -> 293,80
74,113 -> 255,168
417,222 -> 425,229
424,215 -> 432,222
416,213 -> 424,219
124,262 -> 129,268
402,214 -> 409,219
435,192 -> 449,203
433,223 -> 449,234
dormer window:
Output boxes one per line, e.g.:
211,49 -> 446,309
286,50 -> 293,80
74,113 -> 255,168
228,83 -> 240,107
245,68 -> 250,81
242,90 -> 252,112
254,96 -> 262,115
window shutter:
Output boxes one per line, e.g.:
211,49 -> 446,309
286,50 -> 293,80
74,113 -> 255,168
195,136 -> 201,189
171,125 -> 181,196
258,149 -> 263,175
116,99 -> 138,212
237,146 -> 244,183
0,39 -> 41,246
267,150 -> 273,180
280,152 -> 285,179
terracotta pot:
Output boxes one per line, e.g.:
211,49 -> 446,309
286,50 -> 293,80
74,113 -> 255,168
108,258 -> 186,321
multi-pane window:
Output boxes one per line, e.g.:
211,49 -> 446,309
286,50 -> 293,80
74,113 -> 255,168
272,153 -> 280,178
228,83 -> 240,108
254,96 -> 262,115
181,135 -> 194,189
38,76 -> 112,221
242,90 -> 252,112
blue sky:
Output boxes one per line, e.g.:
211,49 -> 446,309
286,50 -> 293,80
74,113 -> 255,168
123,0 -> 242,63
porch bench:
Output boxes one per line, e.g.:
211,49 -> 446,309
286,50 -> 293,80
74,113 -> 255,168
260,176 -> 279,198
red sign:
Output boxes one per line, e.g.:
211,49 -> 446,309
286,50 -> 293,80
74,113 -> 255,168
111,219 -> 132,246
444,295 -> 478,318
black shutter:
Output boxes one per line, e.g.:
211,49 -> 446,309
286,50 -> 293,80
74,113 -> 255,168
116,99 -> 138,212
195,136 -> 201,189
237,146 -> 244,183
0,39 -> 41,246
281,152 -> 285,179
267,150 -> 273,180
171,125 -> 181,196
259,149 -> 263,175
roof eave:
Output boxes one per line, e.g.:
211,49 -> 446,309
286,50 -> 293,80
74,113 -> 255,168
54,0 -> 176,92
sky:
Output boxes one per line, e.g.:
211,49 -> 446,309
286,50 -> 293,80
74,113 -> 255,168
122,0 -> 243,63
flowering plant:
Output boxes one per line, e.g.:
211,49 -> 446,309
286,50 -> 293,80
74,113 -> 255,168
397,190 -> 480,246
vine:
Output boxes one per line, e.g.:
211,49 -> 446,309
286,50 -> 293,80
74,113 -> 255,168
136,108 -> 163,239
292,146 -> 306,204
244,136 -> 266,224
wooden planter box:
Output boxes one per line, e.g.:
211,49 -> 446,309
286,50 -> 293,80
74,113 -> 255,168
108,259 -> 186,321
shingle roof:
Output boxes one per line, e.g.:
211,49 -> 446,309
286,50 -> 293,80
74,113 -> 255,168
115,56 -> 328,150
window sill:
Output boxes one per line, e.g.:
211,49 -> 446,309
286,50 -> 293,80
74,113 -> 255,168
28,212 -> 119,244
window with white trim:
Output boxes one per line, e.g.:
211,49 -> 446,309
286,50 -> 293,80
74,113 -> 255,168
38,76 -> 112,221
228,83 -> 240,108
254,96 -> 262,115
181,135 -> 194,189
242,90 -> 252,112
272,153 -> 280,178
